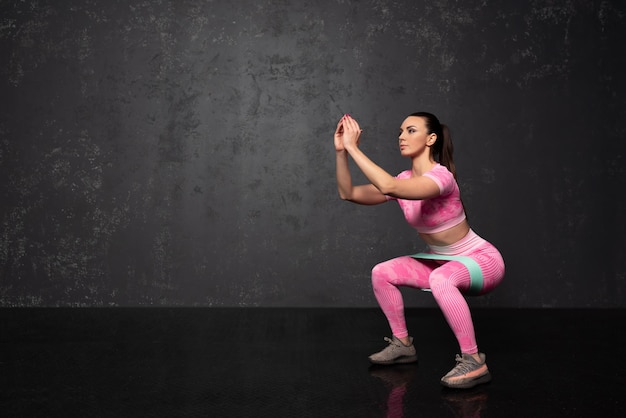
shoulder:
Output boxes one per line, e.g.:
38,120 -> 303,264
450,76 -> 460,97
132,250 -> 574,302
395,170 -> 412,179
423,164 -> 455,193
425,164 -> 453,178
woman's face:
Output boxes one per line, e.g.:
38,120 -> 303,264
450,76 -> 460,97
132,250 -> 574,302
398,116 -> 436,157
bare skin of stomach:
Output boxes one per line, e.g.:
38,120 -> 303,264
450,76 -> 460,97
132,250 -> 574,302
419,219 -> 471,248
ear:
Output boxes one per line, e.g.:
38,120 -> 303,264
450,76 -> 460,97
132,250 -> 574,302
426,133 -> 437,146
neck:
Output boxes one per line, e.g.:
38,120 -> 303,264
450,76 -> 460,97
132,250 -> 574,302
411,155 -> 437,176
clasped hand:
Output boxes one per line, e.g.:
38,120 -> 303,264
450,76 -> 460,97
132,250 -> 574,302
334,114 -> 362,152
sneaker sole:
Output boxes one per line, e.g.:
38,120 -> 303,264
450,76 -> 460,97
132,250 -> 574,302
440,371 -> 492,389
369,355 -> 418,365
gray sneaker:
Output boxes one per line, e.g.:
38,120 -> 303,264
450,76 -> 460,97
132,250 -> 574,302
369,336 -> 417,365
440,353 -> 492,389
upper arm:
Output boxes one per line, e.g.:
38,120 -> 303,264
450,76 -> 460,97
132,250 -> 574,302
344,184 -> 389,205
383,176 -> 442,200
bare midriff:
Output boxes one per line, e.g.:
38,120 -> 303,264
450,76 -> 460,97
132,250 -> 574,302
419,219 -> 471,247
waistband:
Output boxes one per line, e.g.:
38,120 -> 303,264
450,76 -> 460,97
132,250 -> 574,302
427,229 -> 487,256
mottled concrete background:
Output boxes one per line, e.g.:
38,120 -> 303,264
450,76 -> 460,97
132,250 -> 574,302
1,0 -> 624,307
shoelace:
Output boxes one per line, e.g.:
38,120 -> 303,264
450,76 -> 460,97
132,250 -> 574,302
450,354 -> 478,375
383,336 -> 399,346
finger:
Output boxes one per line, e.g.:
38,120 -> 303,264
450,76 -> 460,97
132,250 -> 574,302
343,116 -> 357,131
346,118 -> 360,132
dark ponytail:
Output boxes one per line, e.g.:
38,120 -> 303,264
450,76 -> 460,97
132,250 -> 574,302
409,112 -> 456,179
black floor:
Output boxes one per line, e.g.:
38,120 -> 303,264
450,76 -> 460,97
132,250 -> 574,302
1,308 -> 624,417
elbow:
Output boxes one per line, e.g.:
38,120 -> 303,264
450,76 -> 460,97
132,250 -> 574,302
337,188 -> 350,201
338,189 -> 360,203
376,180 -> 396,196
338,191 -> 353,202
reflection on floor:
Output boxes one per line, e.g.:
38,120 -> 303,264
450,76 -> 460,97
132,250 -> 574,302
1,308 -> 624,417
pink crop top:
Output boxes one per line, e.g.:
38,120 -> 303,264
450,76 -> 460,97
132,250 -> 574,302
386,164 -> 466,234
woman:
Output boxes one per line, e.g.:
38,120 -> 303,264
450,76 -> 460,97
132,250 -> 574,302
334,112 -> 505,389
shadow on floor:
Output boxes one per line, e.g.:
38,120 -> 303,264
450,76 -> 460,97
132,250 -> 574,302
1,308 -> 624,417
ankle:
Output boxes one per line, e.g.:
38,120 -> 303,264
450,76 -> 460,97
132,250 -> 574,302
466,352 -> 482,363
397,336 -> 411,346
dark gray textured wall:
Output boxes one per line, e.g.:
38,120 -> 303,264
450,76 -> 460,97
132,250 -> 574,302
1,0 -> 624,307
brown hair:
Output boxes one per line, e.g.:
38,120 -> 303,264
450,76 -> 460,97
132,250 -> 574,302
409,112 -> 456,179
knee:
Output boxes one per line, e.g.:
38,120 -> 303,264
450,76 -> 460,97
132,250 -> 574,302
428,272 -> 453,294
371,261 -> 397,288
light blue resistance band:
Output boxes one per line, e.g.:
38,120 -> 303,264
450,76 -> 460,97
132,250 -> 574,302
410,253 -> 484,295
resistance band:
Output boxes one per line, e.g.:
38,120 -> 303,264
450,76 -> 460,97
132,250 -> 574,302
409,253 -> 484,295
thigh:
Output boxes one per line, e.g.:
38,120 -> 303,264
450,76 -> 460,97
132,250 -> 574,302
372,256 -> 438,289
469,245 -> 505,293
428,245 -> 505,294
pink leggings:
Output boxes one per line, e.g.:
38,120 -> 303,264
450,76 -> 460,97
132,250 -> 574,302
371,232 -> 504,354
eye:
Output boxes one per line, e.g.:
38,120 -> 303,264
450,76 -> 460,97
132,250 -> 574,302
408,128 -> 416,134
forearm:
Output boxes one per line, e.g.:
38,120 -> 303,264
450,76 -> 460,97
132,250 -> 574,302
335,150 -> 353,199
344,145 -> 395,194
